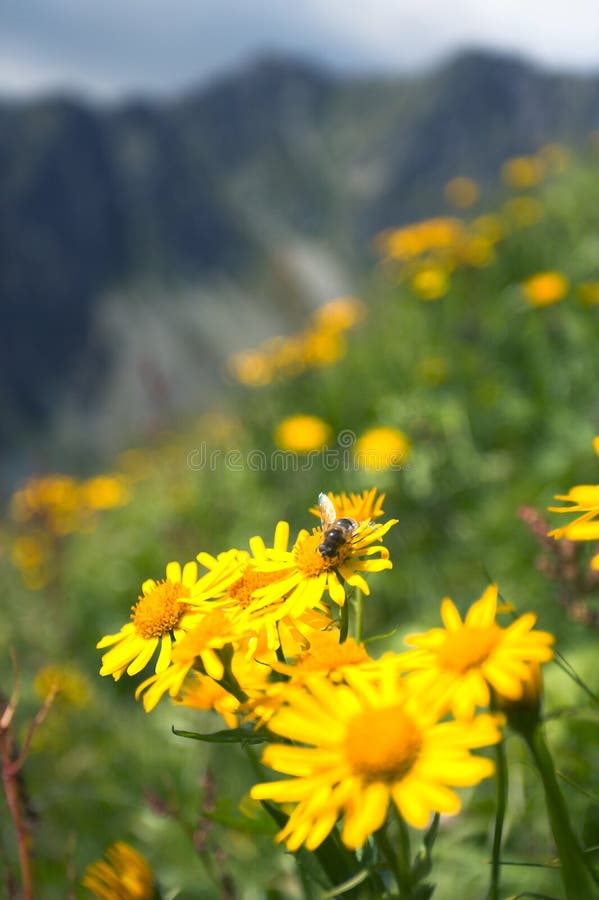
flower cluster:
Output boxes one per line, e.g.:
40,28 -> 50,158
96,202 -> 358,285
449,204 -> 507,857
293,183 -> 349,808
227,296 -> 366,387
97,489 -> 555,856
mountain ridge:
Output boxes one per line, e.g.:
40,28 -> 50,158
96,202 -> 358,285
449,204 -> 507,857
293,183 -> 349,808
1,49 -> 598,474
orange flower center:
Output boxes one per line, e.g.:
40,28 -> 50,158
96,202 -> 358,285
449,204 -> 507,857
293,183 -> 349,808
131,580 -> 190,639
345,705 -> 423,782
295,637 -> 370,674
437,625 -> 501,673
228,564 -> 287,607
293,530 -> 335,576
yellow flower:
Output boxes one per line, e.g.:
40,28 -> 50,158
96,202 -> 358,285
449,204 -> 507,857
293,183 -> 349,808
410,266 -> 450,301
34,665 -> 91,708
380,218 -> 465,261
97,556 -> 241,682
501,155 -> 545,189
175,670 -> 242,727
355,427 -> 411,470
311,296 -> 366,331
274,414 -> 332,453
82,841 -> 155,899
548,438 -> 599,542
134,608 -> 241,712
228,349 -> 273,386
250,664 -> 502,850
11,534 -> 50,571
471,214 -> 505,245
397,585 -> 555,719
521,271 -> 569,307
309,488 -> 387,523
301,329 -> 346,367
251,508 -> 397,615
444,176 -> 479,209
81,475 -> 130,511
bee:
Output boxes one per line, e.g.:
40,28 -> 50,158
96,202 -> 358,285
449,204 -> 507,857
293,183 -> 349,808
317,492 -> 358,559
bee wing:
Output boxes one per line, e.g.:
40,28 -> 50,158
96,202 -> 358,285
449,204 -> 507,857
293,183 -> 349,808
318,492 -> 337,531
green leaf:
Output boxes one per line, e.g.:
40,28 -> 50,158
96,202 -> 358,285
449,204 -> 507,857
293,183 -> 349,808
171,725 -> 268,744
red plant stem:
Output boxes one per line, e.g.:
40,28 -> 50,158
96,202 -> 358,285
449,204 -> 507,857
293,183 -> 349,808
1,724 -> 34,900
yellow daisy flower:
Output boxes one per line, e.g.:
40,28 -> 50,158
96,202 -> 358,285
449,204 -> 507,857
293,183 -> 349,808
250,664 -> 502,850
82,841 -> 155,900
397,585 -> 555,719
274,414 -> 332,453
521,271 -> 569,307
309,488 -> 386,523
243,631 -> 372,727
249,513 -> 397,617
355,427 -> 411,469
97,554 -> 243,682
134,608 -> 242,712
192,524 -> 332,657
175,670 -> 241,727
548,485 -> 599,541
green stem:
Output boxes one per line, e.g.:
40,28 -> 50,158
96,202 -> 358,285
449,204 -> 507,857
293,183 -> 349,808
354,587 -> 364,644
489,736 -> 508,900
375,825 -> 405,894
339,594 -> 349,643
396,808 -> 413,895
525,724 -> 599,899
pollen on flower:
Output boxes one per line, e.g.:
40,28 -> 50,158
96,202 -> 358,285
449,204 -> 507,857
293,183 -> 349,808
293,530 -> 334,575
437,625 -> 501,673
228,564 -> 287,606
131,580 -> 190,639
345,706 -> 423,782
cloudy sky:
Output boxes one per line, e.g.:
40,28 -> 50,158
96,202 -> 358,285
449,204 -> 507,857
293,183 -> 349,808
1,0 -> 598,100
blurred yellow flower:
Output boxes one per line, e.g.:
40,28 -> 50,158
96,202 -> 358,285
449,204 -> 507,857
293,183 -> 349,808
501,155 -> 545,189
274,414 -> 332,452
577,281 -> 599,307
503,196 -> 544,228
302,328 -> 346,366
355,427 -> 411,469
379,217 -> 465,261
228,349 -> 273,386
410,266 -> 450,300
471,214 -> 506,245
250,663 -> 502,849
397,585 -> 555,720
444,176 -> 479,209
82,842 -> 155,900
81,475 -> 130,511
455,235 -> 495,268
34,665 -> 91,708
521,271 -> 569,307
311,296 -> 366,331
11,534 -> 49,571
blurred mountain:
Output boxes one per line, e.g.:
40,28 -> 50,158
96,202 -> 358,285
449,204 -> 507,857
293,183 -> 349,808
1,50 -> 598,475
